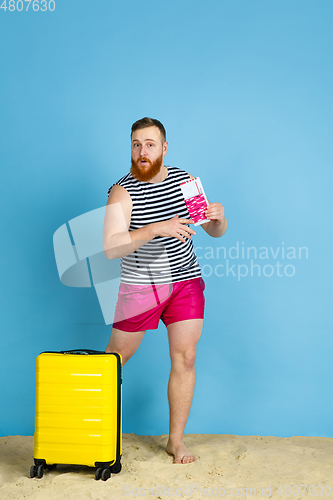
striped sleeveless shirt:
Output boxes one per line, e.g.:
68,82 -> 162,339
108,166 -> 202,285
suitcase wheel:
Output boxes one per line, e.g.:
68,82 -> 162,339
95,467 -> 112,481
37,465 -> 44,478
95,468 -> 103,480
30,465 -> 37,478
30,464 -> 44,479
101,469 -> 111,481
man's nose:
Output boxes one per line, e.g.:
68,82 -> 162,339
140,145 -> 148,156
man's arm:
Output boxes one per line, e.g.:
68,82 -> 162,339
103,184 -> 196,260
187,173 -> 228,238
201,207 -> 228,238
103,184 -> 149,259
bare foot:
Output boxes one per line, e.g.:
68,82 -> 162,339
166,439 -> 195,464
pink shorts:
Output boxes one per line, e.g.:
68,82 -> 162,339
113,277 -> 205,332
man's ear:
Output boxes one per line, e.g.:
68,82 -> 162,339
163,141 -> 168,156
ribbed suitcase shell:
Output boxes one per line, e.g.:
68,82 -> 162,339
33,351 -> 122,468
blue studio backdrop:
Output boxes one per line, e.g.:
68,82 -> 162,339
1,0 -> 332,438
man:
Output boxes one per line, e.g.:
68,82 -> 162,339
103,117 -> 227,464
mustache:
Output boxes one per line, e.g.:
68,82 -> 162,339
138,156 -> 152,165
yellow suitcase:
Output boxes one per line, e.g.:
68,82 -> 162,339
30,349 -> 122,481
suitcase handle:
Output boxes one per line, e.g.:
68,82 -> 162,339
60,349 -> 105,355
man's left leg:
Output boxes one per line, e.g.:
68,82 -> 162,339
165,318 -> 203,464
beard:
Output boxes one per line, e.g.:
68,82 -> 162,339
131,153 -> 164,182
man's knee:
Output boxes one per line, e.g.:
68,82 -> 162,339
171,349 -> 197,371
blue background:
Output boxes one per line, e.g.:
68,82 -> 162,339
1,0 -> 332,437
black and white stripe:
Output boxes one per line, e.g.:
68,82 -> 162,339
108,166 -> 202,284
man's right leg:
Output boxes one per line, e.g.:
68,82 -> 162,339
105,328 -> 146,366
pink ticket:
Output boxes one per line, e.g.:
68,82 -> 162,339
180,177 -> 210,226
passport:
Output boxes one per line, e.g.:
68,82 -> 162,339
180,177 -> 210,226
